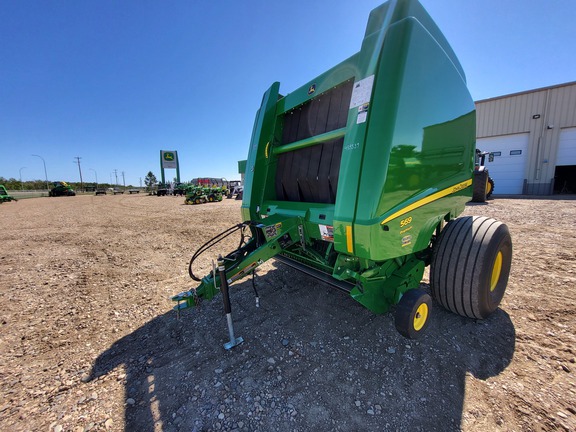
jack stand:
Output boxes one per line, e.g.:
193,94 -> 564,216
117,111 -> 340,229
218,255 -> 244,350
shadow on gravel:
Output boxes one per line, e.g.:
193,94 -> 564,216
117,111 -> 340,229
89,263 -> 515,431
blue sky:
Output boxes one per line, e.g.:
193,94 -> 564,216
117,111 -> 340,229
1,0 -> 574,186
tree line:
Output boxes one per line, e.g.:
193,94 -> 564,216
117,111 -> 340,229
0,177 -> 134,191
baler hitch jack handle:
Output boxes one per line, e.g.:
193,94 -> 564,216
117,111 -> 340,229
218,255 -> 244,350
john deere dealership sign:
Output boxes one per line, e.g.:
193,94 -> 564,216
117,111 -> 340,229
161,150 -> 178,169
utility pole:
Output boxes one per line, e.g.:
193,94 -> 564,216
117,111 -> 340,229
121,171 -> 126,189
74,156 -> 84,191
113,169 -> 118,186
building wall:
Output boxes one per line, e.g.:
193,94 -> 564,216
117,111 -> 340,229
476,82 -> 576,194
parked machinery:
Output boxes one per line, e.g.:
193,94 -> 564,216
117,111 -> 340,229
173,0 -> 512,343
0,185 -> 17,203
472,149 -> 496,202
49,181 -> 76,197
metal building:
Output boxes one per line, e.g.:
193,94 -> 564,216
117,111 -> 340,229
475,81 -> 576,195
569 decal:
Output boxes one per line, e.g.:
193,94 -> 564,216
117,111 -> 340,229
400,216 -> 413,227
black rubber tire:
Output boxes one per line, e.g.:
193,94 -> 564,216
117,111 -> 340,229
472,170 -> 488,202
486,177 -> 495,199
394,289 -> 432,339
430,216 -> 512,319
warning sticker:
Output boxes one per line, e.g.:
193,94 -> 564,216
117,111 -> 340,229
349,75 -> 375,109
319,225 -> 334,242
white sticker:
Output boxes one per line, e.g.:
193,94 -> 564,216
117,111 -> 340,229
349,75 -> 375,109
319,225 -> 334,242
357,112 -> 367,124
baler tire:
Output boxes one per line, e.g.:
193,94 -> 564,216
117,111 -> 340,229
430,216 -> 512,319
394,289 -> 432,339
472,170 -> 488,202
486,177 -> 495,199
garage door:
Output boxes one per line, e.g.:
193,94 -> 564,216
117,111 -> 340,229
476,133 -> 529,194
557,127 -> 576,165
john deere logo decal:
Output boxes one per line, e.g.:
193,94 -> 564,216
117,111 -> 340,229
308,84 -> 316,95
164,152 -> 175,161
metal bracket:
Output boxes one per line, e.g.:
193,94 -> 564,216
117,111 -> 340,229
298,225 -> 306,251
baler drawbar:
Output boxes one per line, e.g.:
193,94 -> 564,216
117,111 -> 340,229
172,0 -> 512,344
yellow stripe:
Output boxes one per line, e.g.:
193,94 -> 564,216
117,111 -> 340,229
380,179 -> 472,225
265,142 -> 270,159
346,225 -> 353,253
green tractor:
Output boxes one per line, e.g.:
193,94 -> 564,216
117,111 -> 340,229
207,186 -> 225,202
0,185 -> 17,203
174,0 -> 512,344
49,181 -> 76,197
173,183 -> 187,196
184,185 -> 208,205
472,149 -> 496,202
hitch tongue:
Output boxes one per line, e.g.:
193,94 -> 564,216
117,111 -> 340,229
218,255 -> 244,350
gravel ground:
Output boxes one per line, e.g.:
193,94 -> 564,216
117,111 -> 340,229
0,194 -> 575,431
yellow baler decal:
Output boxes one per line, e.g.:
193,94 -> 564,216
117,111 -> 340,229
380,179 -> 472,225
346,225 -> 353,253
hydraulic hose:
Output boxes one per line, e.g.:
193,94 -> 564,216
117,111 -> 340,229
188,223 -> 250,282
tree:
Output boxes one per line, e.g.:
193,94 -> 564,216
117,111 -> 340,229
144,171 -> 157,191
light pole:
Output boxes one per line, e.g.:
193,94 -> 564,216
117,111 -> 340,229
31,154 -> 49,193
89,168 -> 98,188
19,167 -> 26,190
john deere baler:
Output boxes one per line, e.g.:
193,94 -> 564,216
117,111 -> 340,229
174,0 -> 512,342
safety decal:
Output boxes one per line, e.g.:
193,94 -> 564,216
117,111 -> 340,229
349,75 -> 375,109
357,103 -> 369,124
319,225 -> 334,242
265,223 -> 282,238
401,235 -> 412,247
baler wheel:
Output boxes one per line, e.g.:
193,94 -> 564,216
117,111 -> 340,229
394,289 -> 432,339
195,198 -> 201,205
430,216 -> 512,319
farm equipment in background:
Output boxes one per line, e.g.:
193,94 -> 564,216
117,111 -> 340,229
207,186 -> 225,202
185,185 -> 208,205
471,149 -> 496,202
227,180 -> 243,200
49,181 -> 76,197
173,183 -> 187,196
184,184 -> 226,204
173,0 -> 512,345
156,183 -> 170,196
0,185 -> 17,203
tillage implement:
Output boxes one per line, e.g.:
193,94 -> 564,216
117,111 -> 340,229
173,0 -> 512,345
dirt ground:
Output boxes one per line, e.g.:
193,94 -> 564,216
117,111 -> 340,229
0,193 -> 575,432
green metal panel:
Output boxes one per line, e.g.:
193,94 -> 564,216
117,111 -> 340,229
237,160 -> 247,174
243,0 -> 475,258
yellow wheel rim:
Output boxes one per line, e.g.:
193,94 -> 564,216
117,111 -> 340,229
413,303 -> 428,331
490,251 -> 503,292
486,180 -> 492,195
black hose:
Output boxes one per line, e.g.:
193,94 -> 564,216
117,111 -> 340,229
188,223 -> 248,282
